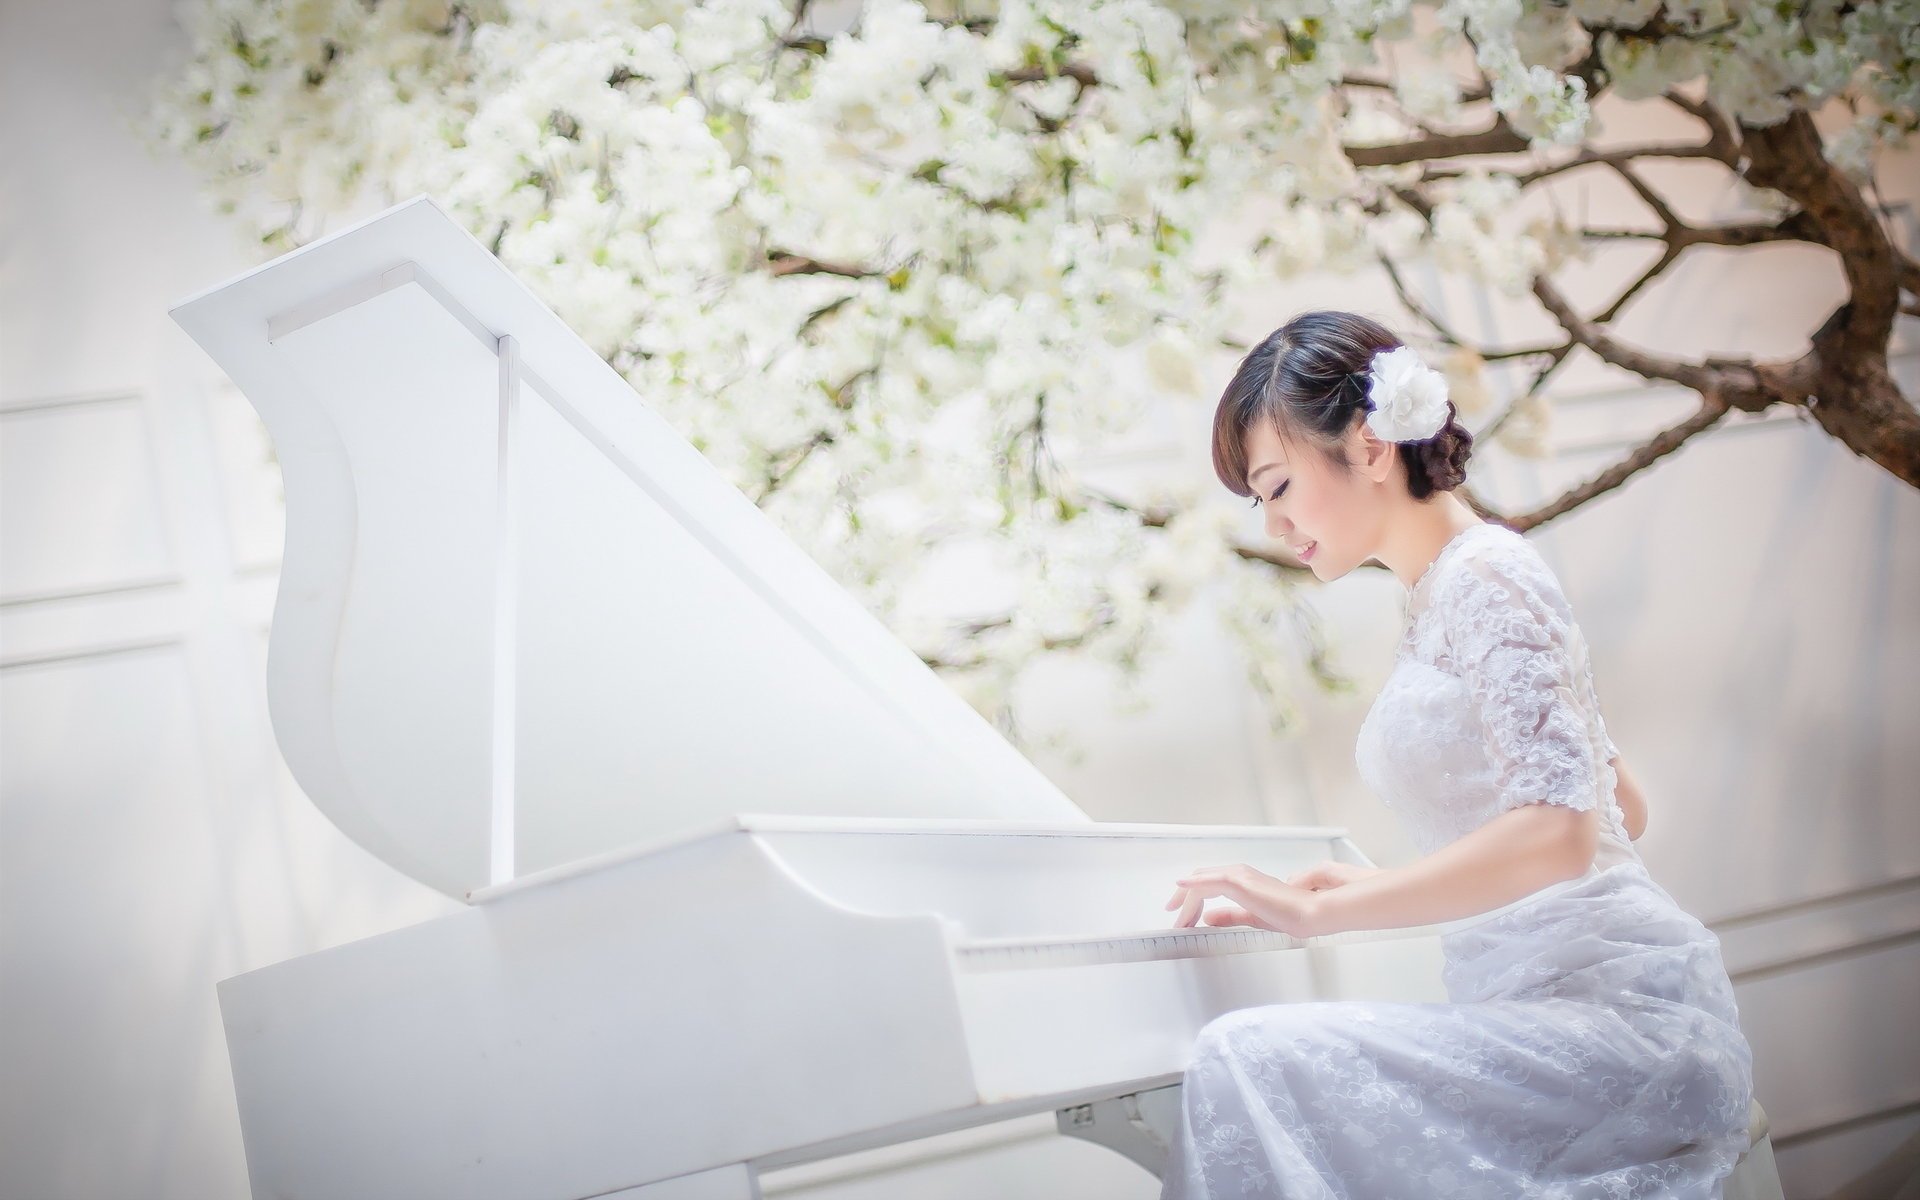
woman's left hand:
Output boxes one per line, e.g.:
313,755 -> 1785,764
1166,863 -> 1329,938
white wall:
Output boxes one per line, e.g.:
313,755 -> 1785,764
2,1 -> 1916,1197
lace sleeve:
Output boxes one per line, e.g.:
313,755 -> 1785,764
1441,543 -> 1604,815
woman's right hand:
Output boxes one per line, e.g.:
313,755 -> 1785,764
1284,860 -> 1382,891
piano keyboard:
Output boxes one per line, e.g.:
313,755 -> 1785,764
956,919 -> 1462,972
950,871 -> 1605,972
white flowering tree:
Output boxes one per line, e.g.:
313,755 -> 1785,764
153,0 -> 1919,739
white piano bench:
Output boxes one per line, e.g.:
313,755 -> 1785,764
1057,1088 -> 1785,1199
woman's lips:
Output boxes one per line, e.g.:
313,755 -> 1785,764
1297,541 -> 1317,562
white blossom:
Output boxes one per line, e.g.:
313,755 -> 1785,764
1144,324 -> 1206,398
1597,32 -> 1704,100
1392,63 -> 1466,124
146,0 -> 1913,737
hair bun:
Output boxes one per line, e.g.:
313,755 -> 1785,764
1400,407 -> 1473,500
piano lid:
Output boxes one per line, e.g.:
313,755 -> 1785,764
170,195 -> 1087,900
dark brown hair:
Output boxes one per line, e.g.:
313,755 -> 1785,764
1211,310 -> 1473,501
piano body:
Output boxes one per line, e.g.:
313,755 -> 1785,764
171,196 -> 1536,1199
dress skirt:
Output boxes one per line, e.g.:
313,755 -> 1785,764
1159,861 -> 1755,1199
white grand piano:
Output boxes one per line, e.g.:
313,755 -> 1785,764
168,196 -> 1584,1200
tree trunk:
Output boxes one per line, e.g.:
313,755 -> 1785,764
1811,353 -> 1920,487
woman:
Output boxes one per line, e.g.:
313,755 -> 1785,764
1159,311 -> 1754,1198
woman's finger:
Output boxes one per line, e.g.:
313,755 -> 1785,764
1165,883 -> 1208,911
1166,865 -> 1211,911
1173,886 -> 1206,929
1171,878 -> 1253,927
1173,875 -> 1255,907
1202,905 -> 1263,929
1169,865 -> 1267,927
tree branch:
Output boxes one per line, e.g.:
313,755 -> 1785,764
1506,401 -> 1731,531
1660,88 -> 1743,163
767,251 -> 878,278
1340,73 -> 1493,104
1416,142 -> 1720,188
753,429 -> 836,501
920,619 -> 1108,672
1741,112 -> 1902,358
1084,487 -> 1321,576
1376,253 -> 1467,345
796,294 -> 855,336
1482,341 -> 1570,362
1607,160 -> 1680,230
1478,344 -> 1576,446
1593,241 -> 1683,325
1578,219 -> 1819,247
1001,62 -> 1100,88
1452,484 -> 1508,523
1686,212 -> 1824,248
1232,541 -> 1315,574
784,0 -> 816,41
1346,114 -> 1530,167
1900,255 -> 1920,299
1376,253 -> 1563,363
1572,163 -> 1827,328
1531,275 -> 1726,391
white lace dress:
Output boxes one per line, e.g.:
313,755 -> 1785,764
1160,522 -> 1755,1199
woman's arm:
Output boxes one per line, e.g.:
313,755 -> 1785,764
1611,754 -> 1648,841
1308,803 -> 1599,936
1171,548 -> 1625,939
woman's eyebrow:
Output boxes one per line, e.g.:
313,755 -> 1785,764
1247,462 -> 1283,489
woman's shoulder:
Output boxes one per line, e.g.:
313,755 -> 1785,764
1431,523 -> 1576,625
1431,521 -> 1535,591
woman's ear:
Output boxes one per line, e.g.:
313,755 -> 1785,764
1351,419 -> 1396,484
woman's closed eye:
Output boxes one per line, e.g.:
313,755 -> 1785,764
1249,482 -> 1288,508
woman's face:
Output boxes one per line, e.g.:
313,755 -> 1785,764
1241,415 -> 1393,579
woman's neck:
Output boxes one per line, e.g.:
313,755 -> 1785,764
1379,496 -> 1485,592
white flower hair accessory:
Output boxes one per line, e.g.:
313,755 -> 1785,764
1363,346 -> 1451,443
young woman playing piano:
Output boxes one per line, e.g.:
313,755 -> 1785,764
1159,310 -> 1753,1198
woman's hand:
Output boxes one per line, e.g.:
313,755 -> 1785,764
1165,863 -> 1326,938
1284,860 -> 1382,892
